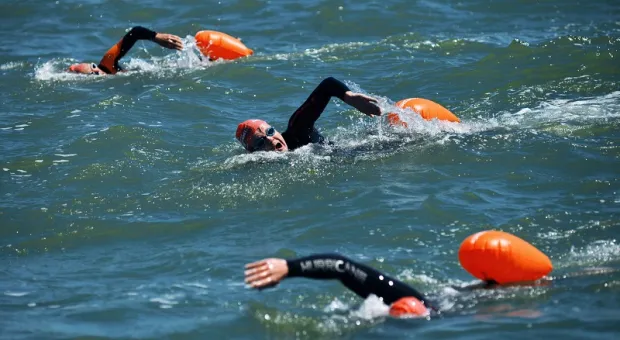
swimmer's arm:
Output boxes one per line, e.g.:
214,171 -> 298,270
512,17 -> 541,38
97,26 -> 183,74
286,77 -> 380,133
245,253 -> 432,307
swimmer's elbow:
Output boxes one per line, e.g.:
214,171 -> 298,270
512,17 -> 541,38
320,77 -> 339,86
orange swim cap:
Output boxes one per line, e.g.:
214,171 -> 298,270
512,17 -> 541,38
389,297 -> 429,318
236,119 -> 266,151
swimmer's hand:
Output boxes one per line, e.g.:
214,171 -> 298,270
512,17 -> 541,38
344,91 -> 382,117
153,33 -> 184,51
245,258 -> 288,289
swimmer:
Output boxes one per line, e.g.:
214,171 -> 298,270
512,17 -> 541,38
245,252 -> 619,318
235,77 -> 382,152
68,26 -> 183,75
245,253 -> 436,317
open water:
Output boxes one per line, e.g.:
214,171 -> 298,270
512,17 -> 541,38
1,0 -> 619,339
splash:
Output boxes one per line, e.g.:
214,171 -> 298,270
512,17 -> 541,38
348,294 -> 391,319
564,239 -> 620,268
497,90 -> 620,129
33,58 -> 100,82
1,61 -> 28,71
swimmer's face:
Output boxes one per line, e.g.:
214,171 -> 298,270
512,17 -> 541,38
248,122 -> 288,152
68,63 -> 105,75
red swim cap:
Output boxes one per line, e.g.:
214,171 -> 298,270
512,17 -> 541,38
69,63 -> 88,73
236,119 -> 266,151
389,297 -> 429,318
68,63 -> 101,74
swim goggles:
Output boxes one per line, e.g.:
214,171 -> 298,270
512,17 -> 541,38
250,126 -> 276,152
90,63 -> 101,75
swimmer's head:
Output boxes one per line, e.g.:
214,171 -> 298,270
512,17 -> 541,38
236,119 -> 288,152
389,297 -> 429,318
68,63 -> 105,75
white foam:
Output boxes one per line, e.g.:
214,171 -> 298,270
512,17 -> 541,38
34,59 -> 100,82
349,294 -> 390,319
181,282 -> 209,289
304,41 -> 372,58
497,90 -> 620,129
322,298 -> 350,313
149,296 -> 179,306
222,148 -> 293,168
0,61 -> 27,70
4,291 -> 30,297
397,269 -> 440,285
566,239 -> 620,267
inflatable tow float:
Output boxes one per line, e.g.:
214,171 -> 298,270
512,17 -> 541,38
387,98 -> 460,127
458,230 -> 553,284
195,30 -> 253,61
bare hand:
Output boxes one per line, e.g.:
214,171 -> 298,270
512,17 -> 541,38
245,258 -> 288,289
153,33 -> 184,51
344,91 -> 382,117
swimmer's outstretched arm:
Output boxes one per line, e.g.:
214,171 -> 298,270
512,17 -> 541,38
245,253 -> 434,309
285,77 -> 381,134
97,26 -> 183,74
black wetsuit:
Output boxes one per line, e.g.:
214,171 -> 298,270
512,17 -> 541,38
97,26 -> 157,74
281,77 -> 350,150
286,253 -> 436,311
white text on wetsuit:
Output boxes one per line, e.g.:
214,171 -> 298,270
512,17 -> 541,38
299,259 -> 368,283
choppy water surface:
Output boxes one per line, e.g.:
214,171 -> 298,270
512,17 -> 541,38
1,0 -> 619,339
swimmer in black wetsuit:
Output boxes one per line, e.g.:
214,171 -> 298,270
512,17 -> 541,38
68,26 -> 183,75
235,77 -> 382,152
245,253 -> 437,317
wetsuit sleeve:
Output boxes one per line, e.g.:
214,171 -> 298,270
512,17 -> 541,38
97,26 -> 157,74
281,77 -> 350,148
286,253 -> 434,309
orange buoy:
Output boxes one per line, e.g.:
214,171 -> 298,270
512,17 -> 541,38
458,230 -> 552,284
195,30 -> 253,61
387,98 -> 460,127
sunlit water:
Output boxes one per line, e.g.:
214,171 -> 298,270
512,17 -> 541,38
1,0 -> 619,339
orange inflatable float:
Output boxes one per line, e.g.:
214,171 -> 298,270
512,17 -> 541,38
195,30 -> 253,61
387,98 -> 460,127
458,230 -> 552,284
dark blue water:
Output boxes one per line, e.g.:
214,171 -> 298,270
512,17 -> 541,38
1,0 -> 620,339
